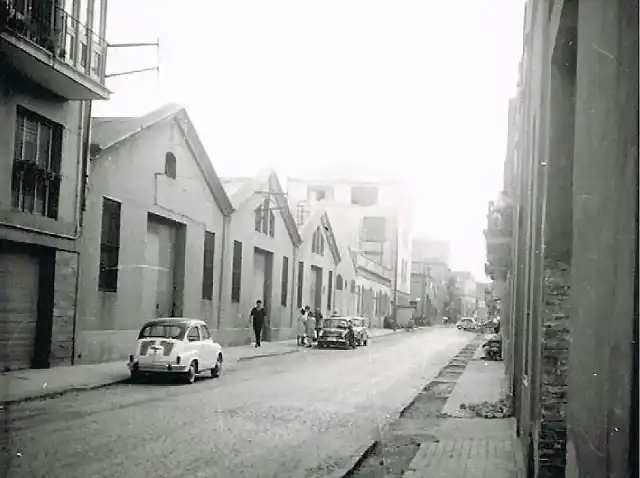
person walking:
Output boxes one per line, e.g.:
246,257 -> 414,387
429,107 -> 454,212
250,300 -> 266,347
314,308 -> 323,343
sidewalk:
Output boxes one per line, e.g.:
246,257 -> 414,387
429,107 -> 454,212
403,343 -> 523,478
0,328 -> 397,405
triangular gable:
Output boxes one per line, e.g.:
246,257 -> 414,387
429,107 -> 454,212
90,104 -> 234,216
224,169 -> 302,247
299,207 -> 341,265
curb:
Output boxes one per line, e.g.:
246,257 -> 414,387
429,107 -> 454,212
323,334 -> 479,478
236,349 -> 300,362
1,348 -> 303,406
338,335 -> 484,477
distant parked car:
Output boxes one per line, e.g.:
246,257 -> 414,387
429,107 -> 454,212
350,317 -> 369,346
317,317 -> 356,349
456,317 -> 477,331
128,318 -> 223,384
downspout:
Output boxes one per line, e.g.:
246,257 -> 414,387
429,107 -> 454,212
71,99 -> 92,365
216,214 -> 230,329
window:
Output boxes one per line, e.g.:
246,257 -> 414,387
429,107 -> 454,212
350,186 -> 378,206
297,261 -> 304,308
231,241 -> 242,302
328,271 -> 333,311
361,216 -> 386,242
199,325 -> 211,340
307,186 -> 334,202
269,210 -> 275,237
281,256 -> 289,306
254,206 -> 263,232
312,227 -> 324,255
350,280 -> 356,293
336,274 -> 344,291
187,327 -> 201,342
255,200 -> 276,237
11,107 -> 63,219
165,152 -> 176,179
99,197 -> 121,292
202,231 -> 215,300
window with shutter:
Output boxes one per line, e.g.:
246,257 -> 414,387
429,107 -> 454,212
11,107 -> 63,219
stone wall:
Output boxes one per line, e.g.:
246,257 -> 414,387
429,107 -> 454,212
538,261 -> 570,478
51,251 -> 79,366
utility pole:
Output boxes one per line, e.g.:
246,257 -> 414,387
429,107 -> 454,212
392,220 -> 399,325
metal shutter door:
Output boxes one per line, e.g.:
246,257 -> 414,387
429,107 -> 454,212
0,250 -> 40,371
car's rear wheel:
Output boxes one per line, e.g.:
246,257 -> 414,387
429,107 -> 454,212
211,354 -> 222,378
185,361 -> 197,384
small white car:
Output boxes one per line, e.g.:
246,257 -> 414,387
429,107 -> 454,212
456,317 -> 478,331
128,318 -> 223,384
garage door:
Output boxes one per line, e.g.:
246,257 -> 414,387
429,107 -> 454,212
0,249 -> 40,371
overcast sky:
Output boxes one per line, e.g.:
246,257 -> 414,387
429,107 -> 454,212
94,0 -> 525,280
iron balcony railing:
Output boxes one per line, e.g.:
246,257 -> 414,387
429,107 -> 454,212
2,0 -> 107,83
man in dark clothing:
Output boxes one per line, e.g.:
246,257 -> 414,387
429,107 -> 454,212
314,309 -> 323,343
250,300 -> 266,347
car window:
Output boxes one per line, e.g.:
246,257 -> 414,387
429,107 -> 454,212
139,324 -> 185,340
200,325 -> 211,340
187,327 -> 201,342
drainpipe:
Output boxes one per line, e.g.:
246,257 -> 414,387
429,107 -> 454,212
216,214 -> 230,329
71,100 -> 92,365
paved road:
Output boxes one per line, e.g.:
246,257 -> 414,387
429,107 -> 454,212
1,328 -> 473,478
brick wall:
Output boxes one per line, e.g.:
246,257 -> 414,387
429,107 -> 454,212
51,251 -> 79,366
538,261 -> 570,477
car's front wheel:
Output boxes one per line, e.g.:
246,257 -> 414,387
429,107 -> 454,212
185,361 -> 197,384
211,354 -> 222,378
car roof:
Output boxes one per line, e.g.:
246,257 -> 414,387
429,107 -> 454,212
141,317 -> 207,327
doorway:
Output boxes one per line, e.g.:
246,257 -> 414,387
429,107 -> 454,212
253,248 -> 273,341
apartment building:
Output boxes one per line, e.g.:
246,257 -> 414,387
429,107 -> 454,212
287,176 -> 413,311
0,0 -> 109,371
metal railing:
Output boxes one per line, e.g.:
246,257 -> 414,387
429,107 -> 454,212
2,0 -> 107,83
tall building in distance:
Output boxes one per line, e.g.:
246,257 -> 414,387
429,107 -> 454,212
0,0 -> 110,371
410,236 -> 451,321
287,176 -> 413,309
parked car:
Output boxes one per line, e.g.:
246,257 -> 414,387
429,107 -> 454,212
128,318 -> 223,384
350,317 -> 369,346
456,317 -> 477,331
317,317 -> 356,349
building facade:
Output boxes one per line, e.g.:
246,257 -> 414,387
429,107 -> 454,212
0,0 -> 109,370
287,177 -> 413,308
294,208 -> 341,317
486,1 -> 638,477
221,170 -> 302,344
75,105 -> 233,364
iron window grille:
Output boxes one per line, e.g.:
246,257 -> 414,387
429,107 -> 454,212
11,107 -> 63,219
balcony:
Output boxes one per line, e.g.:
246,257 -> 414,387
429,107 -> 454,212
354,252 -> 393,282
1,0 -> 110,100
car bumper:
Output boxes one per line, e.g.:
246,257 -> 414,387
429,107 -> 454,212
317,337 -> 349,347
128,360 -> 189,374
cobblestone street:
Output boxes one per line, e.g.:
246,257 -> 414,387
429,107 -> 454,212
1,328 -> 473,478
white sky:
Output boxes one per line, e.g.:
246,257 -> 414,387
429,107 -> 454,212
94,0 -> 525,280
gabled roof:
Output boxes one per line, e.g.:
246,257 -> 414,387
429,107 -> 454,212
222,169 -> 302,247
299,207 -> 341,265
90,104 -> 234,216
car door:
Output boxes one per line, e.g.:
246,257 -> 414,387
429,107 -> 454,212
199,324 -> 215,369
186,326 -> 201,364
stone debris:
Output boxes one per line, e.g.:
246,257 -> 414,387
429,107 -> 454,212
459,397 -> 514,419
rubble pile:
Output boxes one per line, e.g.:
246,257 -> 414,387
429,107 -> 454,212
460,397 -> 514,419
